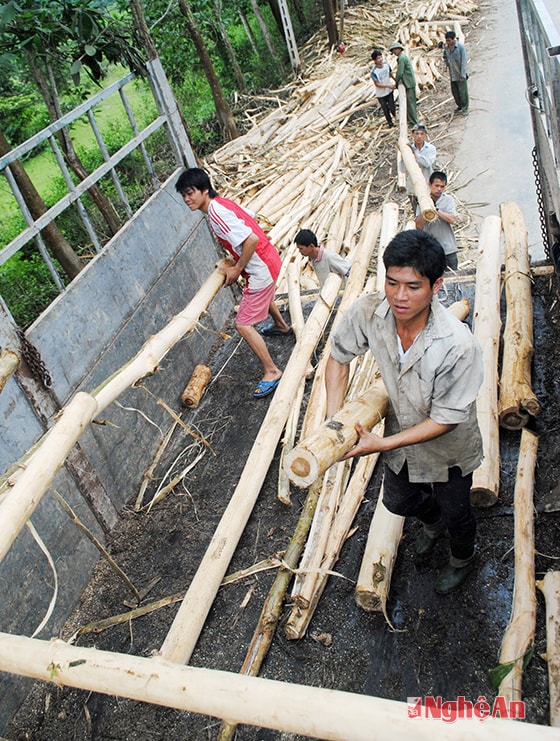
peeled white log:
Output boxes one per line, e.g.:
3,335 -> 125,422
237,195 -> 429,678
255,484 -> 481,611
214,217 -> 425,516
284,376 -> 389,488
537,571 -> 560,727
0,392 -> 99,563
398,138 -> 436,222
470,215 -> 503,508
1,634 -> 553,741
355,488 -> 403,616
498,202 -> 542,428
160,273 -> 345,665
377,203 -> 399,291
498,429 -> 538,703
0,349 -> 19,394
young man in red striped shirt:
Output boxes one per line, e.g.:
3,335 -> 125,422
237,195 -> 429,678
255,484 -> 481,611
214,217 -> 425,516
176,168 -> 292,399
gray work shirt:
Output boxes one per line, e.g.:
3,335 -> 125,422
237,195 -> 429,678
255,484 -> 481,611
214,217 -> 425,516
416,192 -> 457,255
330,293 -> 484,482
310,249 -> 351,286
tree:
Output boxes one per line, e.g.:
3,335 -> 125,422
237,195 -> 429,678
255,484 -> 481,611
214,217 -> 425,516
0,0 -> 145,238
0,127 -> 83,280
177,0 -> 239,141
322,0 -> 337,47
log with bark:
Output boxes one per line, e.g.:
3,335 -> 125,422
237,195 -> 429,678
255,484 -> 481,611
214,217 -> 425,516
181,364 -> 212,408
498,201 -> 542,429
0,349 -> 20,394
497,428 -> 538,704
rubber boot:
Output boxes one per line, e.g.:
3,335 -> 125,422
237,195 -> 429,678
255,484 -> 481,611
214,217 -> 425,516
415,519 -> 446,557
435,536 -> 476,595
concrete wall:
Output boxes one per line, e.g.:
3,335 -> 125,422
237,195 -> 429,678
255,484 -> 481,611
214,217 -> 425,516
0,170 -> 234,730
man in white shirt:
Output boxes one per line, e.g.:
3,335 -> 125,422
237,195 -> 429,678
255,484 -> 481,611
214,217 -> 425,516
370,49 -> 396,128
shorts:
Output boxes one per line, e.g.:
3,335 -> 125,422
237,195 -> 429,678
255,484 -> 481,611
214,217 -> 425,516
236,281 -> 276,325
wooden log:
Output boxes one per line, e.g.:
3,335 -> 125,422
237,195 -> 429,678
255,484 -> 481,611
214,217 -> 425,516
160,273 -> 345,665
181,364 -> 212,408
0,348 -> 20,394
93,260 -> 230,413
497,429 -> 538,703
398,138 -> 437,222
0,392 -> 99,563
377,203 -> 399,291
355,488 -> 403,616
470,215 -> 503,508
1,634 -> 553,741
284,376 -> 389,488
537,571 -> 560,727
498,202 -> 542,428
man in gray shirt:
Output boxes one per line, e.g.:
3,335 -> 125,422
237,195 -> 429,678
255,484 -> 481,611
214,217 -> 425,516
415,171 -> 458,270
294,229 -> 351,286
443,30 -> 469,115
325,230 -> 483,594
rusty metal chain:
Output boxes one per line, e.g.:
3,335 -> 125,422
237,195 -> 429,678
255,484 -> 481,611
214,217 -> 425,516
16,327 -> 52,389
532,145 -> 551,262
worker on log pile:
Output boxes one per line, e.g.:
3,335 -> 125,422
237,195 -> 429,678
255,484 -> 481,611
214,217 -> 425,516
175,167 -> 292,400
443,30 -> 469,115
415,171 -> 459,270
370,49 -> 396,128
324,230 -> 483,594
294,229 -> 351,286
390,41 -> 417,128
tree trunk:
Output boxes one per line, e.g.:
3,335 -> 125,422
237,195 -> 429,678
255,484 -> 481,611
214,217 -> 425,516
267,0 -> 285,38
27,53 -> 122,237
0,129 -> 82,279
322,0 -> 338,46
214,1 -> 247,92
250,0 -> 284,72
129,0 -> 158,60
239,8 -> 259,55
178,0 -> 239,141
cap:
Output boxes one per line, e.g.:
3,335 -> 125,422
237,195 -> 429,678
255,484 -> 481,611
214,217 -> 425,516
389,42 -> 404,51
412,123 -> 427,132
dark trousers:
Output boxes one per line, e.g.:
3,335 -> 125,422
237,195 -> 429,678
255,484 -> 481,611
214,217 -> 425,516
451,80 -> 469,112
378,92 -> 396,125
382,462 -> 476,560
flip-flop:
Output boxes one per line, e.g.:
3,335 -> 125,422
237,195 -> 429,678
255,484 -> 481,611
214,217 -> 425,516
259,325 -> 294,337
253,377 -> 281,399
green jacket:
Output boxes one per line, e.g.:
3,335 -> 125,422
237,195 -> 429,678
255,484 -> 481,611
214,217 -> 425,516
395,54 -> 416,90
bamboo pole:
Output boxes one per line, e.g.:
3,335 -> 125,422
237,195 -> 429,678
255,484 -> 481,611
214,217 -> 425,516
470,215 -> 503,508
497,428 -> 538,703
398,139 -> 437,222
284,376 -> 389,488
377,203 -> 399,291
0,348 -> 19,394
1,634 -> 553,741
160,273 -> 345,665
537,571 -> 560,727
498,202 -> 542,428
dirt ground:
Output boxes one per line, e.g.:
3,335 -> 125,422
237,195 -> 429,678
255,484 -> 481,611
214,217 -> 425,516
6,2 -> 560,739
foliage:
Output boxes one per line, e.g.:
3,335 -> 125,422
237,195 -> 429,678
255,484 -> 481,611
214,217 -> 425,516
0,251 -> 63,328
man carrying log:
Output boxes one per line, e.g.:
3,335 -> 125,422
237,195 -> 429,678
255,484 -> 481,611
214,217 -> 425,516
325,230 -> 483,594
294,229 -> 351,286
415,171 -> 458,270
408,123 -> 437,212
176,168 -> 292,400
389,42 -> 417,128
